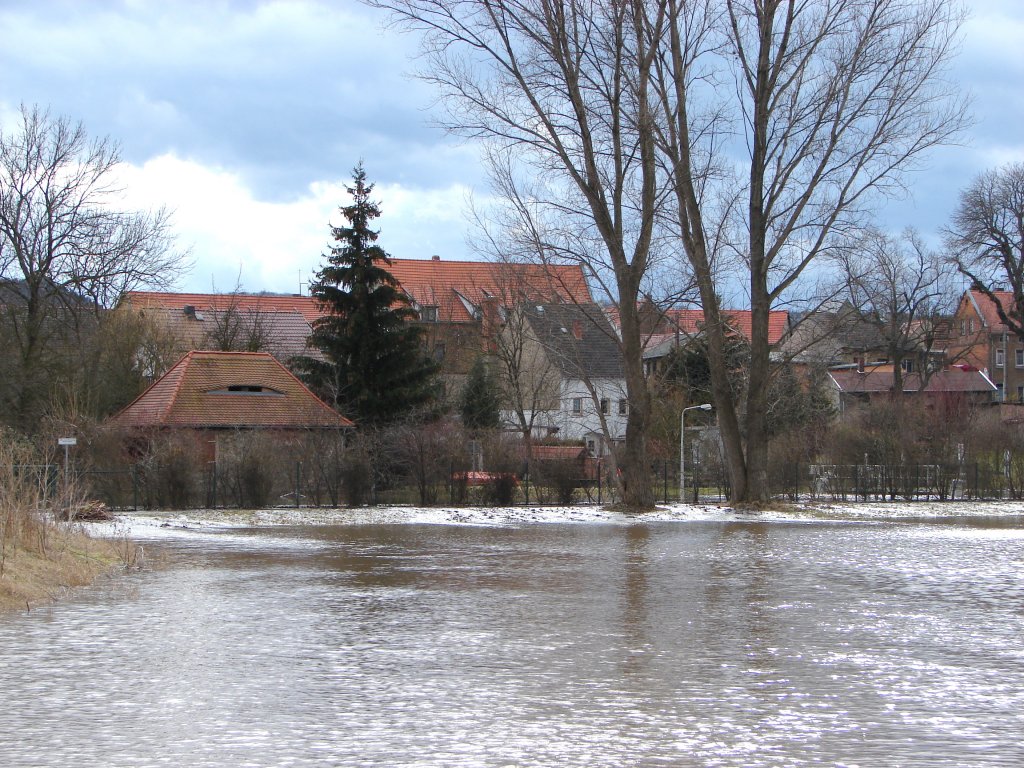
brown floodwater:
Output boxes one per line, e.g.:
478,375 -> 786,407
0,517 -> 1022,767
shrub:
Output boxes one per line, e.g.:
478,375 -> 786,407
483,473 -> 518,506
533,459 -> 580,505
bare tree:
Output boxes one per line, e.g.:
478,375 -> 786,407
372,0 -> 967,505
651,0 -> 968,502
947,162 -> 1024,339
0,105 -> 187,429
203,282 -> 278,353
373,0 -> 668,508
836,228 -> 959,393
494,302 -> 562,440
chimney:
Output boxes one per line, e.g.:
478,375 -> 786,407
572,320 -> 583,340
431,255 -> 441,261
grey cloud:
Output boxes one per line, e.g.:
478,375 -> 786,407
0,0 -> 478,200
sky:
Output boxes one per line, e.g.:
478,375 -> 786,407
1,0 -> 1023,296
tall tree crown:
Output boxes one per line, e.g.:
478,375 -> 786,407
298,164 -> 438,426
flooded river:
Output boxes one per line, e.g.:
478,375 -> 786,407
1,514 -> 1022,766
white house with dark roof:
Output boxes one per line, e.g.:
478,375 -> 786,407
501,302 -> 627,453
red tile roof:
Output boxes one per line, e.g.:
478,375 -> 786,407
387,257 -> 592,323
969,289 -> 1016,333
125,304 -> 316,362
123,258 -> 591,326
662,308 -> 790,346
829,368 -> 997,394
608,306 -> 790,346
111,351 -> 352,429
122,291 -> 324,324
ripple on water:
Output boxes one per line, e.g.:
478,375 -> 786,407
0,518 -> 1022,767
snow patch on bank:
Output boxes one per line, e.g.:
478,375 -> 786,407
87,498 -> 1024,539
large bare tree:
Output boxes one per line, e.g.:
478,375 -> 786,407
650,0 -> 967,502
0,105 -> 186,429
373,0 -> 967,505
373,0 -> 666,508
947,162 -> 1024,339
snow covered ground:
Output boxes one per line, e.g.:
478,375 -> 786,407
88,498 -> 1024,539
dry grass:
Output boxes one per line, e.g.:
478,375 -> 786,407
0,436 -> 137,614
0,527 -> 125,613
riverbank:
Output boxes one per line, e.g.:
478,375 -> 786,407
10,498 -> 1020,613
0,523 -> 131,614
87,497 -> 1024,537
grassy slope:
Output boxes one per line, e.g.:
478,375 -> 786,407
0,525 -> 127,613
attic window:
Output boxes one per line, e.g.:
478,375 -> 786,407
183,305 -> 205,321
420,306 -> 439,322
210,385 -> 284,396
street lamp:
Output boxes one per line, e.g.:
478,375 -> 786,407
680,404 -> 712,503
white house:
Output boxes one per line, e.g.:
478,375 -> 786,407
499,302 -> 627,455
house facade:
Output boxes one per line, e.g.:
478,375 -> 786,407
947,289 -> 1023,402
387,256 -> 592,399
501,303 -> 627,454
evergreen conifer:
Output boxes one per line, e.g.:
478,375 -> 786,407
296,164 -> 438,426
460,356 -> 502,432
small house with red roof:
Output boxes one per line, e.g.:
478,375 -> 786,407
828,367 -> 998,414
110,350 -> 352,461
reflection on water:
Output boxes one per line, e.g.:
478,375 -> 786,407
1,518 -> 1022,767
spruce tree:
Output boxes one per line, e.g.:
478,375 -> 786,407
297,164 -> 438,426
460,356 -> 502,432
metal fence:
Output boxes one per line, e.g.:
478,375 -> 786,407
48,455 -> 1024,511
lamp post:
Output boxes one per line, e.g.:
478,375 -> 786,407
680,404 -> 712,503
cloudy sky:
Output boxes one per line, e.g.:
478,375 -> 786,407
2,0 -> 1023,295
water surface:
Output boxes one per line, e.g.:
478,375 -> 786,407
1,517 -> 1021,767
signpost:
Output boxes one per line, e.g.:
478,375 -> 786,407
58,438 -> 76,516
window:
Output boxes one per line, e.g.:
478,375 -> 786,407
618,399 -> 628,416
1016,349 -> 1023,368
210,385 -> 283,396
1017,386 -> 1024,402
901,359 -> 914,373
420,306 -> 439,322
571,397 -> 583,414
600,398 -> 609,415
433,343 -> 446,362
968,318 -> 975,334
996,348 -> 1005,368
